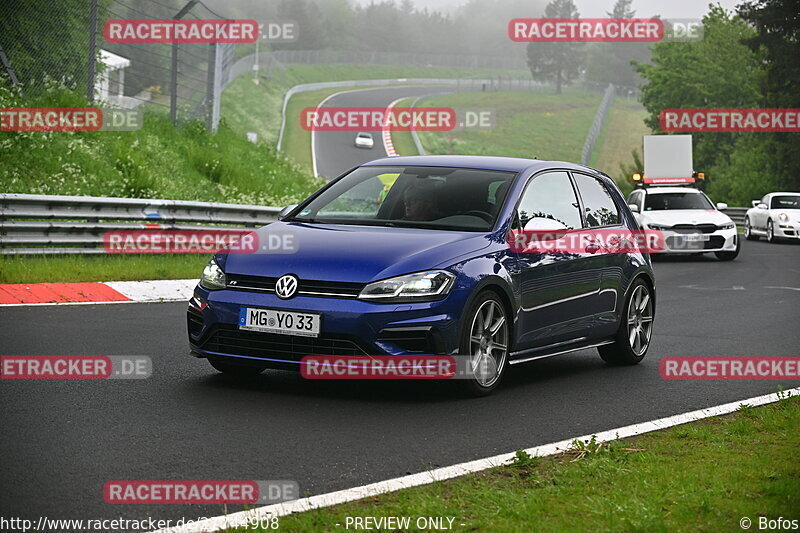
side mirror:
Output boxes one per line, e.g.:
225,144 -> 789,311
278,204 -> 298,219
628,203 -> 640,213
757,203 -> 768,210
752,200 -> 760,208
716,202 -> 728,211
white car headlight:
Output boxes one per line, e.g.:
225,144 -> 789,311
779,213 -> 789,222
719,222 -> 735,230
359,270 -> 455,301
648,223 -> 671,231
200,257 -> 226,290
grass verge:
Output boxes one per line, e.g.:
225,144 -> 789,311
591,97 -> 651,186
0,254 -> 208,284
0,81 -> 321,206
230,393 -> 799,532
389,97 -> 420,156
416,89 -> 603,161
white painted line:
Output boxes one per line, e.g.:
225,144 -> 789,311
382,97 -> 404,157
104,279 -> 197,302
151,386 -> 800,533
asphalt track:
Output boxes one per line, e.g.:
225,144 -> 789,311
1,239 -> 799,528
312,85 -> 451,179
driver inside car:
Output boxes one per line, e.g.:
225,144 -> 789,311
403,181 -> 444,221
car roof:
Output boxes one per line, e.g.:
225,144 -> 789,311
643,187 -> 703,195
361,155 -> 595,174
769,192 -> 800,196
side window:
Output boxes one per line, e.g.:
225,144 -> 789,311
516,171 -> 582,230
761,195 -> 770,207
626,191 -> 641,208
573,173 -> 621,227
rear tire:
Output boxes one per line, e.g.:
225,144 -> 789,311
458,290 -> 509,397
598,279 -> 653,366
208,358 -> 267,376
715,236 -> 740,261
744,217 -> 758,240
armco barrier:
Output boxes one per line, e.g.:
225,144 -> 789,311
0,194 -> 281,255
0,194 -> 750,255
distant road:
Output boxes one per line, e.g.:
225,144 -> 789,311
312,85 -> 449,179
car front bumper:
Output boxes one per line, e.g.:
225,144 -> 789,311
774,223 -> 800,239
187,285 -> 469,369
656,227 -> 738,254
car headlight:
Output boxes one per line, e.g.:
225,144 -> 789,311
719,222 -> 735,230
648,224 -> 671,231
200,257 -> 226,290
359,270 -> 455,301
779,213 -> 789,222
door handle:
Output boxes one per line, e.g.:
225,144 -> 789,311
585,243 -> 600,254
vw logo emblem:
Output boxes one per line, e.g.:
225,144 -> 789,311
275,274 -> 299,299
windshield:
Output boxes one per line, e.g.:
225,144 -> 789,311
644,192 -> 714,211
771,196 -> 800,209
287,165 -> 516,231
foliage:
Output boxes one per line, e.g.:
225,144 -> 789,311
526,0 -> 583,94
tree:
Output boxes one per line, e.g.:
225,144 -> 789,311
634,6 -> 761,196
737,0 -> 800,194
526,0 -> 583,94
584,0 -> 651,88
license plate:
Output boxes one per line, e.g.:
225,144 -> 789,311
682,234 -> 710,242
239,308 -> 321,337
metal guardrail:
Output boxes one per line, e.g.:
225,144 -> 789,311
0,194 -> 281,255
0,194 -> 750,255
722,207 -> 747,226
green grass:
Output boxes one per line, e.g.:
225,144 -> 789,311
219,65 -> 532,169
591,97 -> 651,186
231,393 -> 800,532
416,89 -> 603,161
0,81 -> 322,207
0,254 -> 208,284
389,97 -> 420,156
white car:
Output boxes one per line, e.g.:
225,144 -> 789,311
744,192 -> 800,243
626,187 -> 740,261
354,132 -> 374,149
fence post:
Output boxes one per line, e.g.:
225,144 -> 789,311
170,0 -> 199,124
0,43 -> 19,86
86,0 -> 99,102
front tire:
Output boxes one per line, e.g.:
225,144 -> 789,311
744,217 -> 758,240
766,219 -> 776,243
458,291 -> 509,397
208,357 -> 267,376
598,279 -> 653,366
715,236 -> 740,261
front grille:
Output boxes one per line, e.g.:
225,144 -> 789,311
665,235 -> 726,250
199,324 -> 369,361
671,224 -> 718,234
226,274 -> 365,298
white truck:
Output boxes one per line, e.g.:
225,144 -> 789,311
626,135 -> 740,261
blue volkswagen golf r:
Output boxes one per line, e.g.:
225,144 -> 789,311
188,155 -> 655,395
